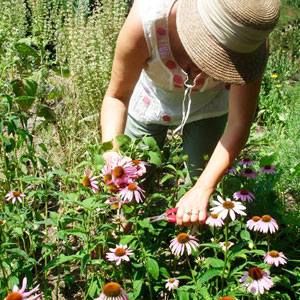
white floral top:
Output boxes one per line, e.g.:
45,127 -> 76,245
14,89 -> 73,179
128,0 -> 230,126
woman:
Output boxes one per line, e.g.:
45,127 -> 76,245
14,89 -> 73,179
100,0 -> 280,226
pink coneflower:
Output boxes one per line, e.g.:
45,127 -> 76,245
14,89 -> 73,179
256,215 -> 279,234
260,165 -> 276,174
105,197 -> 122,209
82,168 -> 99,193
132,159 -> 147,178
94,282 -> 128,300
170,233 -> 199,256
119,183 -> 144,203
111,156 -> 137,182
101,164 -> 113,185
240,168 -> 258,179
238,158 -> 254,166
205,213 -> 224,227
5,191 -> 26,204
247,216 -> 261,231
218,297 -> 237,300
220,241 -> 234,251
239,267 -> 273,295
106,245 -> 133,265
165,278 -> 179,291
5,277 -> 41,300
226,166 -> 237,174
264,250 -> 287,267
233,189 -> 255,202
210,196 -> 247,221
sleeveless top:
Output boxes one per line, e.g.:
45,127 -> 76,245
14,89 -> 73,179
127,0 -> 230,127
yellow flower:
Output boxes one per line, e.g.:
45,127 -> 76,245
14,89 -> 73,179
271,74 -> 278,79
276,84 -> 281,88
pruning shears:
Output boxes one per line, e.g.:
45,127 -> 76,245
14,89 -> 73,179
145,207 -> 178,223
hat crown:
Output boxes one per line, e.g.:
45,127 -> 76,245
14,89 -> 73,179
220,0 -> 281,30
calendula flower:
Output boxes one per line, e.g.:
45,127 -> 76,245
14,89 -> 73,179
239,267 -> 273,295
106,245 -> 134,266
170,233 -> 199,256
205,213 -> 224,227
259,165 -> 276,174
240,168 -> 258,179
233,189 -> 255,202
256,215 -> 279,234
94,282 -> 128,300
247,216 -> 261,231
238,158 -> 254,166
82,168 -> 99,193
119,182 -> 144,203
5,277 -> 41,300
276,84 -> 281,88
165,278 -> 179,291
210,196 -> 247,221
271,74 -> 278,79
226,166 -> 237,174
5,191 -> 26,204
264,251 -> 287,267
220,241 -> 234,251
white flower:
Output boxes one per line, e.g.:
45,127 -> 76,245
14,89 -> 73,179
210,195 -> 246,221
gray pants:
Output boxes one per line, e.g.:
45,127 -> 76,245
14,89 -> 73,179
125,114 -> 228,178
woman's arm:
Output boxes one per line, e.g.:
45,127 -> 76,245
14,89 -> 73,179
176,76 -> 262,225
101,0 -> 149,148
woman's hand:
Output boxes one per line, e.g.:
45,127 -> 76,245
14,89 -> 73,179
102,151 -> 120,165
175,184 -> 213,226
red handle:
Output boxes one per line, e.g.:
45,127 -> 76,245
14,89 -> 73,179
167,214 -> 177,223
165,207 -> 178,215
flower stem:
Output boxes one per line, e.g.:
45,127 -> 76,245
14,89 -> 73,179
185,251 -> 197,287
134,206 -> 153,300
221,220 -> 229,295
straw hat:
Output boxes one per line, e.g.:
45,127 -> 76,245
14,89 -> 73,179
176,0 -> 281,84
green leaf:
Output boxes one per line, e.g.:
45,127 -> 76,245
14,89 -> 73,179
45,254 -> 82,270
142,136 -> 160,151
160,174 -> 175,184
36,104 -> 56,121
15,96 -> 35,111
204,257 -> 224,268
52,65 -> 70,78
6,248 -> 30,260
101,141 -> 113,152
260,154 -> 276,167
132,279 -> 143,299
177,288 -> 190,300
88,280 -> 98,298
240,230 -> 251,241
38,157 -> 48,168
47,86 -> 63,99
197,269 -> 222,285
116,134 -> 131,146
50,212 -> 60,227
80,254 -> 91,275
148,151 -> 162,166
119,235 -> 136,245
198,286 -> 210,300
23,78 -> 38,97
8,276 -> 19,289
146,257 -> 159,280
159,267 -> 170,278
15,42 -> 40,60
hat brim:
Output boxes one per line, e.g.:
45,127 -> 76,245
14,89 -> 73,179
176,0 -> 268,85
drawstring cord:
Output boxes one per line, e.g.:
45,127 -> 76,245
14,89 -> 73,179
174,73 -> 201,135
